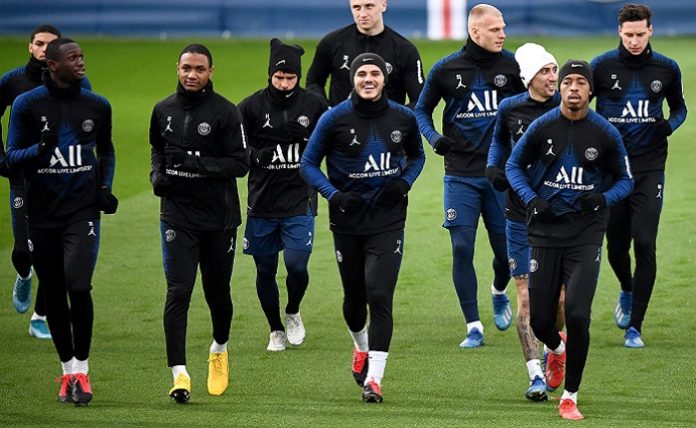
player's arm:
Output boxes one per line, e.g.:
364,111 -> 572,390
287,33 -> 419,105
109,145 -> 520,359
506,123 -> 542,205
663,62 -> 687,133
488,103 -> 512,168
179,105 -> 249,178
399,114 -> 426,186
602,128 -> 634,206
414,66 -> 445,148
6,96 -> 43,166
305,37 -> 333,102
300,111 -> 338,200
401,44 -> 425,109
96,99 -> 115,189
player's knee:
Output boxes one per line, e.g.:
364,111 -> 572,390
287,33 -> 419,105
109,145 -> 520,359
564,310 -> 590,331
633,237 -> 657,256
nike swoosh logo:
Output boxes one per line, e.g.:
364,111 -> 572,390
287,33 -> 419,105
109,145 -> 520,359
173,163 -> 182,168
571,64 -> 583,68
362,58 -> 372,62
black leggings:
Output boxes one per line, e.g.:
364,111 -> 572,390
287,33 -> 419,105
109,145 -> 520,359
333,229 -> 404,352
529,244 -> 601,393
29,220 -> 99,362
161,222 -> 236,366
254,249 -> 310,331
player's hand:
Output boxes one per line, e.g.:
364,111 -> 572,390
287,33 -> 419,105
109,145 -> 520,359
165,145 -> 187,167
330,191 -> 363,214
433,136 -> 455,155
254,147 -> 275,167
653,119 -> 672,141
527,197 -> 553,222
98,187 -> 119,214
485,166 -> 509,191
378,178 -> 410,207
577,192 -> 606,214
38,125 -> 58,154
286,120 -> 310,145
152,175 -> 172,197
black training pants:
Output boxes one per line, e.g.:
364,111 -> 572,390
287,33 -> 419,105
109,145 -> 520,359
606,170 -> 664,331
29,219 -> 99,362
161,221 -> 236,366
332,229 -> 404,352
529,244 -> 601,393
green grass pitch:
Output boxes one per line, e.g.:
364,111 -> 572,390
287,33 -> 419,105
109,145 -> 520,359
0,36 -> 695,427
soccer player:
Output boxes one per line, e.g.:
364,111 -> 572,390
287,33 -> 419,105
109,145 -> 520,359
0,24 -> 91,340
506,60 -> 633,420
591,3 -> 687,348
415,4 -> 525,348
301,53 -> 425,403
149,44 -> 249,403
6,38 -> 118,406
239,39 -> 328,352
306,0 -> 424,107
487,42 -> 563,400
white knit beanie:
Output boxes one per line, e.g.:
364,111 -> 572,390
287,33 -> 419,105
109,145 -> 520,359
515,43 -> 558,88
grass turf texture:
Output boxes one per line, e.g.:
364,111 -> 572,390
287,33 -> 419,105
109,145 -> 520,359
0,37 -> 695,427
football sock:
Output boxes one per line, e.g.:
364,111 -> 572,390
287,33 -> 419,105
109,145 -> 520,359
349,326 -> 369,352
210,340 -> 227,353
61,357 -> 75,375
491,283 -> 507,295
467,320 -> 484,334
526,359 -> 543,380
31,312 -> 46,321
561,390 -> 578,403
172,365 -> 189,381
366,351 -> 388,385
544,338 -> 566,355
74,358 -> 89,374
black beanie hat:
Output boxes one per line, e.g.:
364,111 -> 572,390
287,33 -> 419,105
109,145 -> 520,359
558,59 -> 594,92
268,38 -> 304,78
349,52 -> 389,86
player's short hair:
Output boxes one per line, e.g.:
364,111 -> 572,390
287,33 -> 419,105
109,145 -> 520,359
30,24 -> 61,42
45,37 -> 77,62
618,3 -> 652,27
179,44 -> 213,68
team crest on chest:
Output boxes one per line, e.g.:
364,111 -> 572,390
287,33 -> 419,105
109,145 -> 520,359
650,80 -> 662,93
390,130 -> 402,143
297,115 -> 310,128
198,122 -> 211,136
585,147 -> 598,161
385,62 -> 393,75
529,259 -> 538,272
494,74 -> 507,87
82,119 -> 94,132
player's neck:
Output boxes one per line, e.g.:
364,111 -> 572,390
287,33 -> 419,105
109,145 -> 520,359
560,104 -> 589,121
358,23 -> 385,37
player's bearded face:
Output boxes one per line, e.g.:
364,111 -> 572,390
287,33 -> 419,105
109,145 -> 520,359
353,64 -> 385,101
177,52 -> 213,92
560,75 -> 591,111
529,64 -> 558,100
